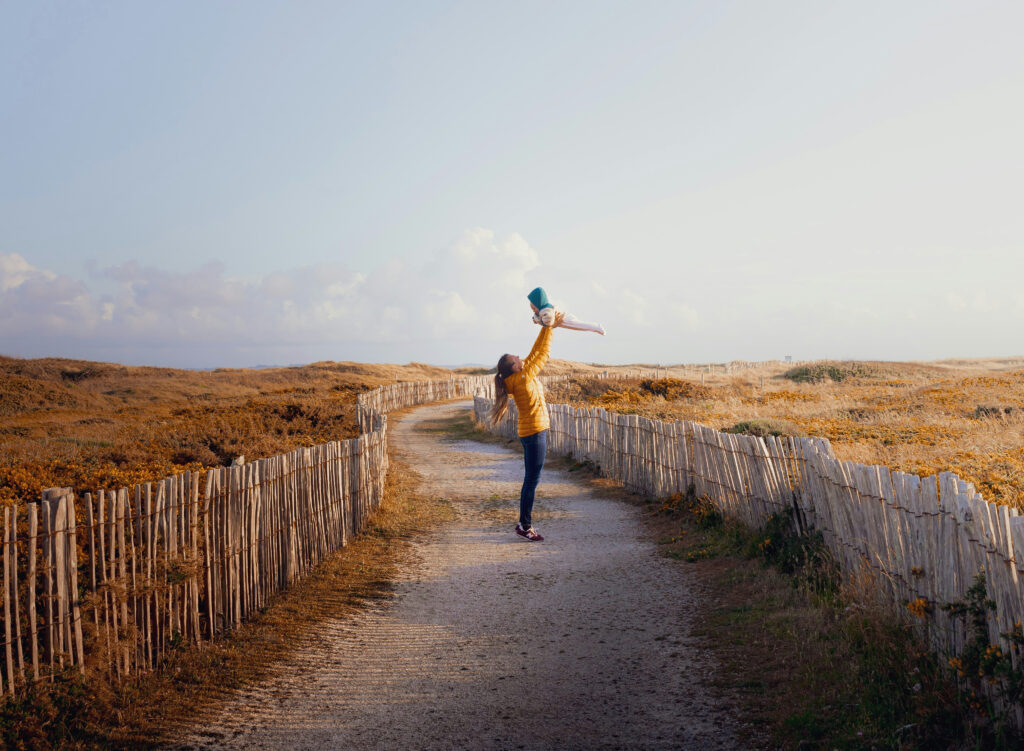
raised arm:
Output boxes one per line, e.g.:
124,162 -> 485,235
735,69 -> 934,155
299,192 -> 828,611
521,325 -> 554,380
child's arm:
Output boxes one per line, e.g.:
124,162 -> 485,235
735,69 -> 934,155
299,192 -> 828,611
521,325 -> 554,380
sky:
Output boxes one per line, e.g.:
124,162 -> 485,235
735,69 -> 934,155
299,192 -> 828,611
1,0 -> 1022,369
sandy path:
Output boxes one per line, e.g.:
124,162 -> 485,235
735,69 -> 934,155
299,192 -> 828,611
171,401 -> 742,750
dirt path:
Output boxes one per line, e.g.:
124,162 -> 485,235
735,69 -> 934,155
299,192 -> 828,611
172,401 -> 742,750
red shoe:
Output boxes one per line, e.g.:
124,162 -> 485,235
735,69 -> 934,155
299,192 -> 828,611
515,523 -> 544,542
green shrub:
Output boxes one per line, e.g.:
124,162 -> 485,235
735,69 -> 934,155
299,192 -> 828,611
749,509 -> 839,598
973,405 -> 1016,419
725,418 -> 807,438
783,362 -> 874,383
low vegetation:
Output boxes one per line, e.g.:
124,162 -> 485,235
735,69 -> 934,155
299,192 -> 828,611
782,361 -> 878,383
643,485 -> 1024,750
724,418 -> 807,438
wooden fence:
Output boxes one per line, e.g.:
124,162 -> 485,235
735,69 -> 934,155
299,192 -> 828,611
356,376 -> 493,432
474,395 -> 1024,671
0,432 -> 389,692
0,375 -> 511,695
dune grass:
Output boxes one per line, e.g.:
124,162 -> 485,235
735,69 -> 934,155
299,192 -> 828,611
545,362 -> 1024,509
0,357 -> 455,507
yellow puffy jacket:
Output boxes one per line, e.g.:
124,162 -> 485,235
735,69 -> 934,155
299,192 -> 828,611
504,325 -> 553,437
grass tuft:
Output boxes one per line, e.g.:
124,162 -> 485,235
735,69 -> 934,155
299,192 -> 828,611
725,418 -> 807,438
782,362 -> 877,383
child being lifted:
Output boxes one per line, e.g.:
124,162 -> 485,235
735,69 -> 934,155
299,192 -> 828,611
527,287 -> 605,335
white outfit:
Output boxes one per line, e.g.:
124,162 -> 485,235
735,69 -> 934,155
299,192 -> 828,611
532,310 -> 605,335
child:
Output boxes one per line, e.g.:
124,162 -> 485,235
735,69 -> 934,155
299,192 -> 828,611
528,287 -> 605,335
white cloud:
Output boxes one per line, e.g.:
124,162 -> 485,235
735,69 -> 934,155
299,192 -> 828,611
5,231 -> 1016,368
969,292 -> 998,314
0,253 -> 56,292
617,289 -> 650,326
944,292 -> 968,311
0,253 -> 97,334
668,301 -> 700,330
0,230 -> 544,363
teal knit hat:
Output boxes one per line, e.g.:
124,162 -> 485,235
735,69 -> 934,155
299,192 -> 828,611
527,287 -> 553,310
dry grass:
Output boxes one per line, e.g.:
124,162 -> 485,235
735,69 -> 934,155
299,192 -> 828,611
633,492 -> 1023,750
545,359 -> 1024,508
0,356 -> 454,506
689,552 -> 968,749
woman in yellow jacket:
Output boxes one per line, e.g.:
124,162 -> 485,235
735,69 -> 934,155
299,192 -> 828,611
491,290 -> 564,541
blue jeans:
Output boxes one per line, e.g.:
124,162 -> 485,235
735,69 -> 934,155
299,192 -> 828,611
519,430 -> 547,529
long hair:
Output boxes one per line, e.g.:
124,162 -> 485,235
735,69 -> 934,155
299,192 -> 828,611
490,354 -> 517,425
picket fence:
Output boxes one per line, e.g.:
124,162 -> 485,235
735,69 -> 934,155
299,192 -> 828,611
474,395 -> 1024,669
356,375 -> 493,432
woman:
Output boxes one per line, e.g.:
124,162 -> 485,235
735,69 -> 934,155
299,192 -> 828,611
491,304 -> 564,541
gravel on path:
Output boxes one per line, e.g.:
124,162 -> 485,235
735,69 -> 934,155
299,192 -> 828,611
170,401 -> 743,750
